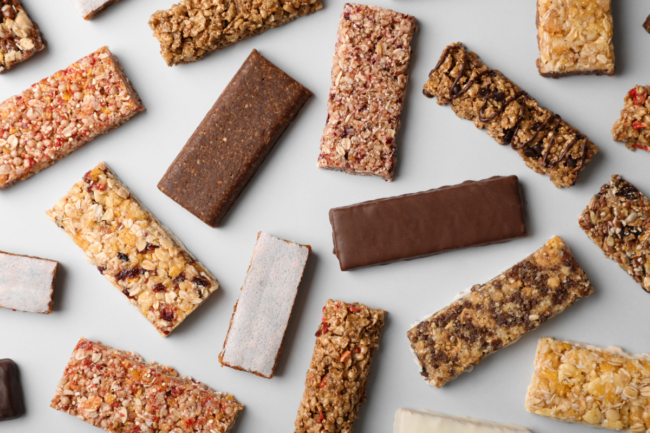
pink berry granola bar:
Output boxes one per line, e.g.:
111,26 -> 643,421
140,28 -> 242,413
612,86 -> 650,152
0,250 -> 58,314
0,0 -> 46,73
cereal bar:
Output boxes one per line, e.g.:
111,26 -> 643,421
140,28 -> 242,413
316,3 -> 416,181
612,86 -> 650,152
0,250 -> 58,314
393,409 -> 531,433
294,299 -> 386,433
51,338 -> 243,432
69,0 -> 122,20
0,0 -> 46,73
407,236 -> 594,388
46,162 -> 219,337
423,42 -> 599,188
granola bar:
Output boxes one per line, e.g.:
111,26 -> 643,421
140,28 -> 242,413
46,162 -> 219,337
526,337 -> 650,431
0,359 -> 24,421
51,338 -> 243,432
407,236 -> 594,388
69,0 -> 122,20
393,409 -> 531,433
0,47 -> 144,189
148,0 -> 323,67
294,299 -> 386,433
316,3 -> 416,182
0,0 -> 45,73
612,86 -> 650,152
0,250 -> 58,314
423,42 -> 599,188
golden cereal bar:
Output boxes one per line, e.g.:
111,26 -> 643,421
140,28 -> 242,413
612,86 -> 650,152
0,0 -> 46,73
46,162 -> 219,337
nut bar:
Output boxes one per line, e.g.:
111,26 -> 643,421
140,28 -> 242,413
0,359 -> 24,421
330,176 -> 527,271
149,0 -> 323,67
317,4 -> 416,181
46,162 -> 219,337
69,0 -> 122,20
612,86 -> 650,152
536,0 -> 615,78
158,49 -> 311,227
294,299 -> 386,433
393,409 -> 531,433
0,250 -> 58,314
0,0 -> 46,73
423,42 -> 599,188
526,337 -> 650,431
219,232 -> 311,378
51,338 -> 244,432
0,46 -> 144,189
407,236 -> 594,388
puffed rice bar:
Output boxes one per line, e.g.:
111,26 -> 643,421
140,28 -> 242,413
612,86 -> 650,152
0,250 -> 58,314
69,0 -> 122,20
46,162 -> 219,337
0,0 -> 46,73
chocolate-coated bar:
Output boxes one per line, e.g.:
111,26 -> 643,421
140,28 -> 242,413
0,250 -> 58,314
0,359 -> 24,421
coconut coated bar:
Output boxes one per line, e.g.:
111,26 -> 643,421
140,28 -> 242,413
612,86 -> 650,152
0,0 -> 45,73
51,338 -> 243,432
69,0 -> 122,20
46,162 -> 219,336
423,43 -> 599,188
219,232 -> 311,378
407,236 -> 594,388
393,409 -> 531,433
0,359 -> 24,421
0,250 -> 57,314
317,3 -> 416,181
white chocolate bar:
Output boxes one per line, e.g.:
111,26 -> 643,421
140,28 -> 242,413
0,251 -> 57,314
393,409 -> 531,433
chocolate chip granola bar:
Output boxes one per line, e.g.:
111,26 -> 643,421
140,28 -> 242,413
612,86 -> 650,152
0,0 -> 46,73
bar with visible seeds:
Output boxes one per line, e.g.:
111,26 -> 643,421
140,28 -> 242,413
393,409 -> 532,433
316,3 -> 416,182
51,338 -> 243,432
294,299 -> 386,433
423,42 -> 599,188
612,86 -> 650,152
0,46 -> 144,189
69,0 -> 123,20
0,250 -> 58,314
407,236 -> 594,389
0,0 -> 46,73
46,162 -> 219,337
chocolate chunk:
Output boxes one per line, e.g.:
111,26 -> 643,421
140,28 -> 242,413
0,359 -> 24,421
493,91 -> 506,102
567,156 -> 577,168
422,89 -> 434,98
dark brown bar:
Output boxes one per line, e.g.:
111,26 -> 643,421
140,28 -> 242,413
0,359 -> 24,421
329,176 -> 527,271
158,49 -> 312,227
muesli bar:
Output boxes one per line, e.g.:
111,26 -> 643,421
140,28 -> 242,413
0,0 -> 46,73
423,42 -> 599,188
407,236 -> 594,388
69,0 -> 122,20
393,409 -> 531,433
51,338 -> 243,432
46,162 -> 219,337
294,299 -> 386,433
0,250 -> 58,314
612,86 -> 650,152
0,46 -> 144,189
317,3 -> 416,181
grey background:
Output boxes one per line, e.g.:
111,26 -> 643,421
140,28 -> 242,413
1,0 -> 649,432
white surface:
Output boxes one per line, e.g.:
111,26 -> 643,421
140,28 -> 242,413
1,1 -> 650,432
393,409 -> 531,433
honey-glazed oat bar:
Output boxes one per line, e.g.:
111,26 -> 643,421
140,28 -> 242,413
46,162 -> 219,337
393,409 -> 531,433
51,338 -> 243,432
294,299 -> 386,433
316,3 -> 416,182
0,250 -> 58,314
69,0 -> 122,20
407,236 -> 594,388
0,0 -> 46,73
423,42 -> 599,188
612,86 -> 650,152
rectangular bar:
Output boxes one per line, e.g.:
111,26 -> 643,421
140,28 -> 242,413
0,46 -> 144,189
0,250 -> 58,314
612,86 -> 650,152
329,176 -> 527,271
393,409 -> 531,433
69,0 -> 122,20
294,299 -> 386,433
0,359 -> 24,421
407,236 -> 594,388
423,42 -> 599,188
51,338 -> 244,432
158,49 -> 311,227
0,0 -> 46,73
219,232 -> 311,378
317,3 -> 416,181
46,162 -> 219,336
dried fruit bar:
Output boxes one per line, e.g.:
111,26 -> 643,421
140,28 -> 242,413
407,236 -> 594,388
294,299 -> 386,433
51,338 -> 244,432
612,86 -> 650,152
69,0 -> 122,20
0,250 -> 58,314
0,359 -> 24,421
148,0 -> 323,67
46,162 -> 219,337
0,0 -> 46,73
0,46 -> 144,189
316,3 -> 416,182
423,42 -> 599,188
393,409 -> 531,433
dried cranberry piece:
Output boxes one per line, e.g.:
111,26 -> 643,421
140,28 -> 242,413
115,267 -> 143,281
173,273 -> 186,284
145,243 -> 158,253
152,284 -> 166,292
193,276 -> 211,288
97,266 -> 106,274
122,289 -> 134,299
160,307 -> 174,322
117,252 -> 129,262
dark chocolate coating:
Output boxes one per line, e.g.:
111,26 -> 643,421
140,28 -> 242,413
329,176 -> 527,271
0,359 -> 24,421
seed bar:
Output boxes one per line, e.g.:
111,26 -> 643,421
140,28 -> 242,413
51,338 -> 244,432
294,299 -> 386,433
0,359 -> 24,421
393,409 -> 531,433
423,42 -> 599,188
316,3 -> 416,182
612,86 -> 650,152
407,236 -> 594,388
219,232 -> 311,379
46,162 -> 219,337
0,250 -> 58,314
0,0 -> 46,73
69,0 -> 122,20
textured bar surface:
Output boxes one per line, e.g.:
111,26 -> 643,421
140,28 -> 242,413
612,86 -> 650,152
295,299 -> 386,433
393,409 -> 531,433
317,3 -> 416,181
0,0 -> 46,73
69,0 -> 122,20
0,250 -> 57,314
407,236 -> 594,388
329,176 -> 527,271
51,338 -> 243,432
0,359 -> 24,421
46,162 -> 219,336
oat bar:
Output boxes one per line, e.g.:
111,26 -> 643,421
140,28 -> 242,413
423,42 -> 599,188
407,236 -> 594,388
51,338 -> 243,432
0,0 -> 45,73
0,47 -> 144,189
0,250 -> 57,314
0,359 -> 24,421
46,162 -> 219,337
294,299 -> 386,433
316,3 -> 416,182
69,0 -> 122,20
393,409 -> 531,433
612,86 -> 650,152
